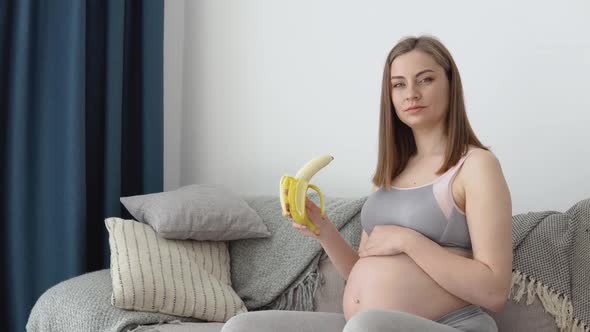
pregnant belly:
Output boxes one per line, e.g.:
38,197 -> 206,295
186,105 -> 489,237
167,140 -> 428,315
342,248 -> 473,321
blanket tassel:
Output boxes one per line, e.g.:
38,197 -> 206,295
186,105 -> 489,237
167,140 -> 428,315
510,270 -> 589,332
260,268 -> 322,312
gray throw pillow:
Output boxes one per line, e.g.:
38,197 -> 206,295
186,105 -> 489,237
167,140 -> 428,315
120,184 -> 271,241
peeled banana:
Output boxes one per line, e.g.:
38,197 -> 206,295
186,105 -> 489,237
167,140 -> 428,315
279,155 -> 334,235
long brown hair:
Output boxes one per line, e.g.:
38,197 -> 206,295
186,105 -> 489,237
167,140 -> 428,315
372,35 -> 489,190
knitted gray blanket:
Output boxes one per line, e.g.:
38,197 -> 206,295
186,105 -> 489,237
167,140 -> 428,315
26,269 -> 204,332
232,192 -> 366,311
509,198 -> 590,332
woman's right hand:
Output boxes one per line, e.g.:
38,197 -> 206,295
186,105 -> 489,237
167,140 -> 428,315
284,189 -> 333,240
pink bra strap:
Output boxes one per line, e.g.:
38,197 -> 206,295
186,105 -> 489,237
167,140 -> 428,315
452,149 -> 477,172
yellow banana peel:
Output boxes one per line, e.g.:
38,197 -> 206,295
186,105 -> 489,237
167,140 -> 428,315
279,155 -> 334,235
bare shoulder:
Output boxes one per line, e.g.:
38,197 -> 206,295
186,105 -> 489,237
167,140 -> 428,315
461,148 -> 505,187
464,148 -> 502,172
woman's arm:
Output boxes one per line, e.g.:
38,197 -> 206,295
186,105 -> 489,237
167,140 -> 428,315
314,184 -> 377,281
317,226 -> 366,281
403,150 -> 513,312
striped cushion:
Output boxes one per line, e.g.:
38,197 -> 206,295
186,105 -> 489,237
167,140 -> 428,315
104,217 -> 248,322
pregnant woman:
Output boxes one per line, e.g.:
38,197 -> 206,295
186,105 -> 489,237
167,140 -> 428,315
223,35 -> 513,332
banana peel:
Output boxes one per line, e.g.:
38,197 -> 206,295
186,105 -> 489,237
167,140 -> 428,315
279,155 -> 334,235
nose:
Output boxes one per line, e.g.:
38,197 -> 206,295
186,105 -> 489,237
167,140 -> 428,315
405,84 -> 421,101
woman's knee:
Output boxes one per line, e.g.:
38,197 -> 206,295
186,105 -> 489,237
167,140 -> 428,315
221,310 -> 345,332
344,309 -> 446,332
343,309 -> 391,332
221,311 -> 267,332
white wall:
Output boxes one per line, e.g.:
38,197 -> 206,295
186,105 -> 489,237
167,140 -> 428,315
164,0 -> 590,215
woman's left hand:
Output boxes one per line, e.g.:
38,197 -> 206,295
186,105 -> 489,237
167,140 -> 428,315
358,225 -> 417,257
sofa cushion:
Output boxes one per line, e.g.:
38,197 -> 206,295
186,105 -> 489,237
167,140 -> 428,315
120,184 -> 271,241
105,217 -> 248,322
484,300 -> 559,332
314,254 -> 346,313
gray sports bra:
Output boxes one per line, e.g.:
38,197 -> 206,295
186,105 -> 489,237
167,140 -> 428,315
360,150 -> 478,249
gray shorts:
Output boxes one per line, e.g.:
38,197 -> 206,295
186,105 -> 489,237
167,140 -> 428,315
436,304 -> 498,331
221,304 -> 498,332
344,304 -> 498,332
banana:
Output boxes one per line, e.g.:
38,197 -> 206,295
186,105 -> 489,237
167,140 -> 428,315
279,155 -> 334,235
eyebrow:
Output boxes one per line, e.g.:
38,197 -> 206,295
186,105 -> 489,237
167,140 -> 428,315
391,69 -> 435,81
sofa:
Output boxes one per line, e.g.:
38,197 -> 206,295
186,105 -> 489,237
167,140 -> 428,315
27,188 -> 589,332
27,254 -> 562,332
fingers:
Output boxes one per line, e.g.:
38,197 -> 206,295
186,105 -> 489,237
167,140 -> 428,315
305,199 -> 316,212
292,221 -> 308,231
291,222 -> 319,238
284,189 -> 292,218
283,189 -> 320,220
285,203 -> 292,218
283,189 -> 321,238
284,188 -> 314,207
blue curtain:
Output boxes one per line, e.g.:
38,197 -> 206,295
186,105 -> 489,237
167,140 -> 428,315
0,0 -> 164,330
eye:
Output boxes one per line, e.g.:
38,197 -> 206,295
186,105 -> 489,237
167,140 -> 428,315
392,82 -> 404,88
419,77 -> 434,84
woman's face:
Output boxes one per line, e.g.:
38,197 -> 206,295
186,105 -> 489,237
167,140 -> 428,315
390,50 -> 450,130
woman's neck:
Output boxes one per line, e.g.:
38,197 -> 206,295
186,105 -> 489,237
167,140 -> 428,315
412,124 -> 447,158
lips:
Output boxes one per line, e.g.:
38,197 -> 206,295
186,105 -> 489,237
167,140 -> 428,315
405,106 -> 426,113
